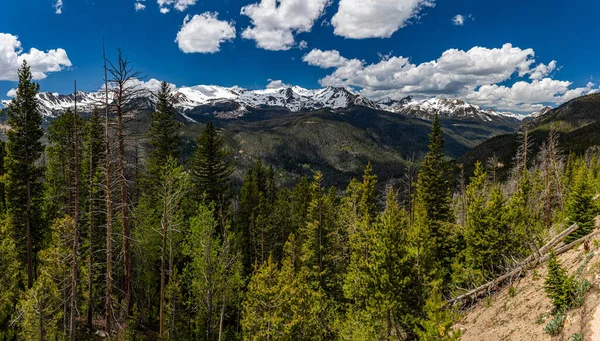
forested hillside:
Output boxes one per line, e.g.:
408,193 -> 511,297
1,59 -> 600,341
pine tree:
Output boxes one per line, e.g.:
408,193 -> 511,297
544,251 -> 576,312
414,114 -> 454,284
463,162 -> 509,282
415,283 -> 461,341
0,220 -> 21,340
184,204 -> 243,340
5,60 -> 45,289
83,109 -> 105,329
564,161 -> 597,242
146,81 -> 182,185
189,122 -> 233,212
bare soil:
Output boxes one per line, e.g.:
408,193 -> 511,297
456,220 -> 600,341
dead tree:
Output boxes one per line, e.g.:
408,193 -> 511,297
103,42 -> 114,336
69,80 -> 80,340
106,48 -> 146,317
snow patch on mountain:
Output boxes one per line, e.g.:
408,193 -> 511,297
1,83 -> 530,124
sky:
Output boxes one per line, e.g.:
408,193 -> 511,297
0,0 -> 599,113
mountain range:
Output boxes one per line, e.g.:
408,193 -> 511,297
1,84 -> 528,125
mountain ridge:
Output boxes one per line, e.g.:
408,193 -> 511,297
1,83 -> 528,125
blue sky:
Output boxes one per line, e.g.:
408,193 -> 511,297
0,0 -> 599,112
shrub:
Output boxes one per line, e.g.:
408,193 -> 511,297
544,311 -> 565,336
544,252 -> 576,311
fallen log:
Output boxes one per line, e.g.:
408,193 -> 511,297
449,223 -> 581,305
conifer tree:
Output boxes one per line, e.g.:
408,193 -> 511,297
414,114 -> 454,284
184,204 -> 243,340
83,109 -> 104,329
415,283 -> 461,341
5,60 -> 45,289
146,81 -> 181,185
564,161 -> 597,242
544,251 -> 576,312
463,162 -> 510,282
0,220 -> 21,340
189,122 -> 233,212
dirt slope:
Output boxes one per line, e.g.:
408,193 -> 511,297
456,219 -> 600,341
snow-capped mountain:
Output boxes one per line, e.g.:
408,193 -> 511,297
1,83 -> 529,124
1,85 -> 382,120
391,98 -> 527,122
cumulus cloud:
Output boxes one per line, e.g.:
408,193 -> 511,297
0,33 -> 72,81
266,79 -> 291,89
240,0 -> 330,51
302,49 -> 348,68
54,0 -> 63,14
529,60 -> 557,80
452,14 -> 464,26
303,43 -> 597,112
6,89 -> 17,98
331,0 -> 434,39
158,0 -> 196,13
135,2 -> 146,11
464,79 -> 598,112
175,13 -> 236,54
298,40 -> 308,50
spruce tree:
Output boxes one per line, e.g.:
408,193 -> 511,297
415,114 -> 454,284
146,81 -> 182,184
184,204 -> 243,340
0,221 -> 21,340
5,60 -> 45,289
544,251 -> 576,312
415,283 -> 461,341
463,162 -> 509,282
564,161 -> 597,242
189,122 -> 233,211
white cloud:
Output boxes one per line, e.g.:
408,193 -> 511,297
6,89 -> 17,98
298,40 -> 308,50
464,79 -> 598,112
54,0 -> 63,14
331,0 -> 434,39
529,60 -> 557,80
266,79 -> 291,89
452,14 -> 464,26
175,13 -> 236,54
302,49 -> 348,68
157,0 -> 196,13
240,0 -> 330,51
303,43 -> 597,113
0,33 -> 72,81
135,2 -> 146,11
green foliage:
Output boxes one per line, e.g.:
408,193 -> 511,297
415,115 -> 455,284
184,204 -> 243,340
572,333 -> 583,341
544,311 -> 565,336
189,122 -> 233,208
44,110 -> 86,222
565,160 -> 598,242
5,61 -> 45,279
146,81 -> 182,185
415,283 -> 461,341
544,252 -> 576,312
18,272 -> 63,341
462,162 -> 510,284
0,219 -> 21,341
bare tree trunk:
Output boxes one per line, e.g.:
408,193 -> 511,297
117,106 -> 132,315
70,80 -> 80,340
87,130 -> 94,330
159,183 -> 167,338
26,176 -> 33,288
103,42 -> 113,336
218,294 -> 225,341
